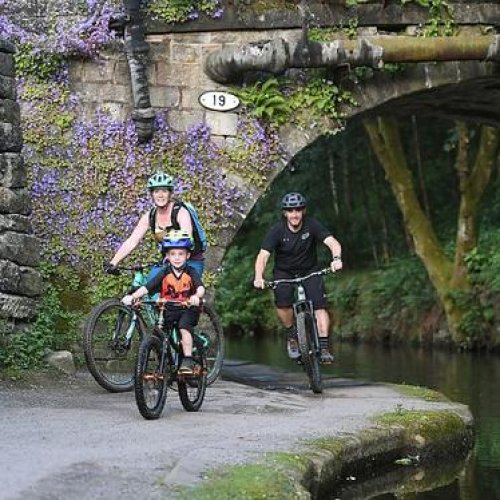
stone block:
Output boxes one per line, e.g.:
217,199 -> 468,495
45,350 -> 76,375
0,259 -> 43,297
167,110 -> 205,132
0,187 -> 31,215
114,61 -> 132,84
0,40 -> 15,55
0,231 -> 40,267
101,102 -> 130,121
0,99 -> 21,125
0,292 -> 39,320
0,52 -> 14,78
0,122 -> 23,152
0,213 -> 32,234
171,43 -> 202,63
0,75 -> 15,100
150,86 -> 181,109
72,82 -> 132,105
203,245 -> 226,274
156,63 -> 213,88
205,111 -> 238,136
0,153 -> 26,188
149,41 -> 171,62
81,60 -> 116,83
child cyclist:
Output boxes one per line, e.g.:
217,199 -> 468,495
121,230 -> 205,375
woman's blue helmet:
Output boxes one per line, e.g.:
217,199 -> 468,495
147,172 -> 175,191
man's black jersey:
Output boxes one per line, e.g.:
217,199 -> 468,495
261,216 -> 331,273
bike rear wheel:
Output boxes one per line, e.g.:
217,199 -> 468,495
135,335 -> 168,420
83,298 -> 144,392
197,303 -> 224,385
178,351 -> 207,412
296,311 -> 322,394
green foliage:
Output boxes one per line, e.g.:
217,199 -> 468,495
0,284 -> 83,372
329,257 -> 437,340
14,43 -> 64,80
235,75 -> 357,132
401,0 -> 455,36
216,246 -> 280,334
235,78 -> 292,125
290,77 -> 357,133
146,0 -> 220,24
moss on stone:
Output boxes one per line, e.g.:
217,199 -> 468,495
375,410 -> 466,443
176,454 -> 309,499
390,383 -> 450,402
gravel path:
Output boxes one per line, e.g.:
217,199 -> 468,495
0,365 -> 470,500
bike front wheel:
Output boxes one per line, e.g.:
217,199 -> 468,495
83,298 -> 144,393
197,303 -> 224,385
296,311 -> 322,394
135,335 -> 168,420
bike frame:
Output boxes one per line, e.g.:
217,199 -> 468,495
267,268 -> 332,358
142,299 -> 208,381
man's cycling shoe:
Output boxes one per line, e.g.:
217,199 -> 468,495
320,349 -> 334,364
287,334 -> 301,360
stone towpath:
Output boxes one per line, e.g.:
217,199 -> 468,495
0,361 -> 471,499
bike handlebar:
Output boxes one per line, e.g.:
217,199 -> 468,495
135,298 -> 204,309
116,262 -> 162,273
264,268 -> 333,289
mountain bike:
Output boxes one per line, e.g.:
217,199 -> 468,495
134,299 -> 208,419
265,268 -> 333,394
83,264 -> 224,392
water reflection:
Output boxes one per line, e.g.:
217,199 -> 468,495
226,335 -> 500,499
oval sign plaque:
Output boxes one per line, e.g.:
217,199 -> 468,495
199,91 -> 240,112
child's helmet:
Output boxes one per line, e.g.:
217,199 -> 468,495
160,230 -> 193,253
281,192 -> 307,209
147,172 -> 175,191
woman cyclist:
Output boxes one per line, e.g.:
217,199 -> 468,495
105,172 -> 205,277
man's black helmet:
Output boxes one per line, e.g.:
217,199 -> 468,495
281,192 -> 307,209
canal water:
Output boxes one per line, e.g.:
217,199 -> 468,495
226,335 -> 500,498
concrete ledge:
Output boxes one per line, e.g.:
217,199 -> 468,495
181,403 -> 472,499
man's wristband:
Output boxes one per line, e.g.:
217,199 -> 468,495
332,256 -> 342,262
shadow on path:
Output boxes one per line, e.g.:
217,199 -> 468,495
221,359 -> 378,392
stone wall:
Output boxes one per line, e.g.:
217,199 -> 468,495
65,27 -> 500,271
0,39 -> 42,327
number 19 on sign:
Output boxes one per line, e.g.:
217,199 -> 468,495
198,91 -> 240,112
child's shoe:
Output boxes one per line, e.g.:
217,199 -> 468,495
178,357 -> 195,375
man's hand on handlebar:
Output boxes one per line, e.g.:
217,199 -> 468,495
253,278 -> 266,289
330,257 -> 343,273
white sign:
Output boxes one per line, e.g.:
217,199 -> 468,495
198,91 -> 240,112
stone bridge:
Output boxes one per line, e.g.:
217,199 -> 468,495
71,0 -> 500,268
2,0 -> 500,324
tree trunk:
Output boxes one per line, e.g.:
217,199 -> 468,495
363,116 -> 466,341
452,124 -> 500,286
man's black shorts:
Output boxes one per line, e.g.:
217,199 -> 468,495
164,307 -> 199,334
272,269 -> 328,309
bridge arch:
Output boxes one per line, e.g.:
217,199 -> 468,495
218,59 -> 500,264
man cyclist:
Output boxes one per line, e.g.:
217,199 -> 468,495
253,192 -> 342,363
105,172 -> 205,277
